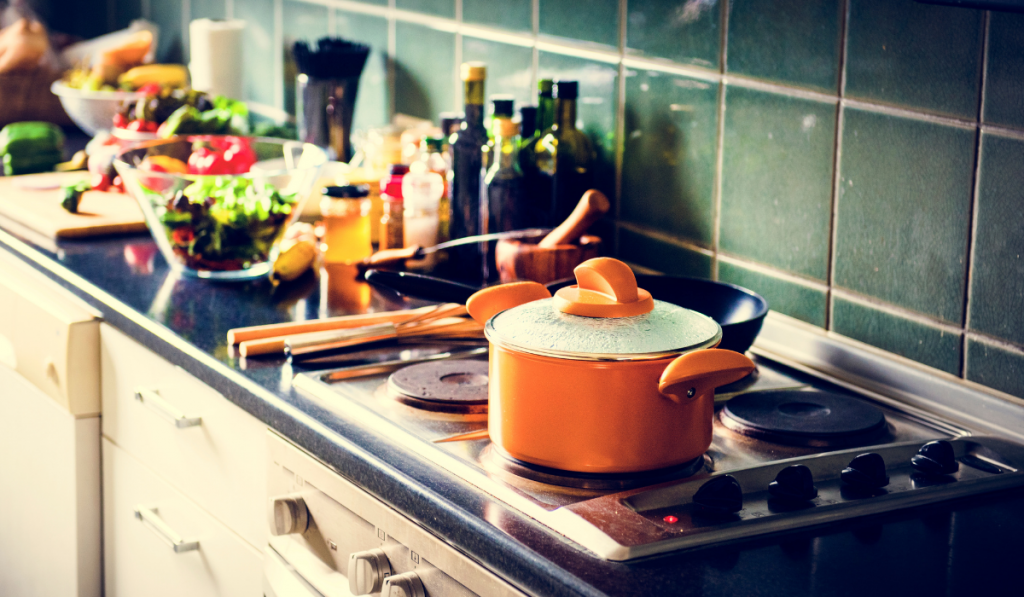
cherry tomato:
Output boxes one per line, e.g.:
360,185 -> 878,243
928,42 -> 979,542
112,113 -> 128,128
136,83 -> 161,96
91,172 -> 111,192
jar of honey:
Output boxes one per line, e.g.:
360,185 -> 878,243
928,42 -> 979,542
320,185 -> 372,264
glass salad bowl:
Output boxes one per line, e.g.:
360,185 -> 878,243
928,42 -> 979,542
114,136 -> 327,280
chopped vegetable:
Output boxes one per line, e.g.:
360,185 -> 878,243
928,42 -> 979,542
61,181 -> 91,213
152,176 -> 298,271
186,137 -> 257,175
0,121 -> 65,175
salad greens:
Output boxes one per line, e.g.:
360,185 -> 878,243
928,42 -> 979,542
157,176 -> 297,270
158,96 -> 250,137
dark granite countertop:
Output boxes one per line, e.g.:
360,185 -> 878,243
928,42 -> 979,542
1,225 -> 1021,596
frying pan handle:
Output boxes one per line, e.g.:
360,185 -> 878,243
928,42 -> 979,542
659,349 -> 755,404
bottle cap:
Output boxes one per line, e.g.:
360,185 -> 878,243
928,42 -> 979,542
519,105 -> 538,138
381,164 -> 408,199
322,184 -> 370,198
439,112 -> 462,137
491,96 -> 515,118
387,163 -> 409,176
492,118 -> 519,139
538,79 -> 554,98
553,80 -> 578,99
461,62 -> 487,81
422,135 -> 444,152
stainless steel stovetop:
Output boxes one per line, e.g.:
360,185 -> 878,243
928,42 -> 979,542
293,315 -> 1024,561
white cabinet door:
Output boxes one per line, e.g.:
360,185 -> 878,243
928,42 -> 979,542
101,324 -> 268,549
0,364 -> 100,597
103,438 -> 264,597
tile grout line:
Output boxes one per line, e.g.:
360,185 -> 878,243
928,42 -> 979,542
962,10 -> 992,380
274,0 -> 285,111
182,0 -> 191,64
387,0 -> 396,119
531,0 -> 539,110
827,0 -> 851,333
716,253 -> 832,292
454,0 -> 463,112
613,0 -> 627,254
327,7 -> 337,36
831,288 -> 967,336
966,330 -> 1024,356
711,0 -> 730,281
225,0 -> 234,20
618,221 -> 715,257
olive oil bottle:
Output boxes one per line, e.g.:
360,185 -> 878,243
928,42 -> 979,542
446,62 -> 488,278
532,80 -> 594,225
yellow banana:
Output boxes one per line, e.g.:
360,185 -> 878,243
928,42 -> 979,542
271,238 -> 318,284
117,64 -> 189,89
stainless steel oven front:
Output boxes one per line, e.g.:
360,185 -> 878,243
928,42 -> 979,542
263,431 -> 526,597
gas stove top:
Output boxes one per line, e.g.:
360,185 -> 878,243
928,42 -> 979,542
293,315 -> 1024,561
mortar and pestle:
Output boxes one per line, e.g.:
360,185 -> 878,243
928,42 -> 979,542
495,189 -> 609,284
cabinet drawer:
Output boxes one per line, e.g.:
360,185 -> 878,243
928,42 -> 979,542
101,324 -> 267,548
103,439 -> 263,597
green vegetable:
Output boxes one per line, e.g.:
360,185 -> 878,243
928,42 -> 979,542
155,176 -> 297,270
252,122 -> 298,140
158,95 -> 250,137
0,121 -> 65,176
61,181 -> 91,213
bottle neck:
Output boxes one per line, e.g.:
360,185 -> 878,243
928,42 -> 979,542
554,98 -> 577,131
537,95 -> 555,132
463,79 -> 485,107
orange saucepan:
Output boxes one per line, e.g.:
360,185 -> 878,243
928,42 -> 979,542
467,258 -> 756,474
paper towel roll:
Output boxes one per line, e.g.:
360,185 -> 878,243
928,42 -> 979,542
189,19 -> 245,100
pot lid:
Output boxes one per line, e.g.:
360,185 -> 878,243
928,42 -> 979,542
484,258 -> 722,360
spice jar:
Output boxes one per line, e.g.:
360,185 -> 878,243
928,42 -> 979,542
402,167 -> 444,269
320,185 -> 372,264
379,164 -> 408,251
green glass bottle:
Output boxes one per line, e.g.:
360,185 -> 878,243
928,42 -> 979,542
533,80 -> 594,225
518,79 -> 556,227
482,106 -> 524,236
445,62 -> 488,279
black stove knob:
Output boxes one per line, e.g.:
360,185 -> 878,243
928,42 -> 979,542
693,475 -> 743,515
841,453 -> 889,489
769,465 -> 818,502
911,440 -> 959,476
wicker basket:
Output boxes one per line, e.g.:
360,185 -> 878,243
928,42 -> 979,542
0,66 -> 73,129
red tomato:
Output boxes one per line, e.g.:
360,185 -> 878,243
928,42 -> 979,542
112,113 -> 128,128
136,83 -> 161,96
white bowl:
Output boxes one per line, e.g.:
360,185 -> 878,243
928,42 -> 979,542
50,81 -> 142,135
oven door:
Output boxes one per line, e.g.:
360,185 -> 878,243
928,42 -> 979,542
263,540 -> 352,597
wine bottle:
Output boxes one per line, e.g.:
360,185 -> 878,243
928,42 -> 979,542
533,80 -> 594,225
518,79 -> 555,227
482,104 -> 524,236
446,62 -> 488,278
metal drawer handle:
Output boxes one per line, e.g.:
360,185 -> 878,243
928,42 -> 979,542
134,388 -> 202,429
133,505 -> 200,553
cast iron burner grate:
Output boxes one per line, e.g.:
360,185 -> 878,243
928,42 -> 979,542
481,445 -> 709,491
720,390 -> 888,448
387,360 -> 489,415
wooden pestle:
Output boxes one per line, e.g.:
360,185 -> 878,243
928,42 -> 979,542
537,189 -> 611,248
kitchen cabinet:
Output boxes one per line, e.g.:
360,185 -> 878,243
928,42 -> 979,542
0,250 -> 101,597
100,324 -> 268,595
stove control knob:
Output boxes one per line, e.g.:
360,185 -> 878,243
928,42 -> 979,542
841,453 -> 889,489
911,440 -> 959,476
268,495 -> 308,536
768,465 -> 818,502
693,474 -> 743,515
382,571 -> 426,597
348,549 -> 392,595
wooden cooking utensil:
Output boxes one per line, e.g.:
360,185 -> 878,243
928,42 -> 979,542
495,189 -> 610,284
285,317 -> 483,357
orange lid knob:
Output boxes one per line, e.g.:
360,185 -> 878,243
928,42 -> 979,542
553,257 -> 655,318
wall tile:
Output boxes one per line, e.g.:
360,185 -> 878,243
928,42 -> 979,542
834,108 -> 974,323
720,86 -> 836,279
115,0 -> 143,30
462,38 -> 535,108
967,339 -> 1024,399
151,0 -> 184,64
538,52 -> 619,199
396,0 -> 455,18
235,0 -> 276,107
970,134 -> 1024,346
335,12 -> 391,133
719,262 -> 827,327
618,227 -> 713,278
832,296 -> 962,375
621,70 -> 718,246
540,0 -> 619,48
984,13 -> 1024,130
726,0 -> 841,92
845,0 -> 983,119
463,0 -> 532,32
283,1 -> 330,116
626,0 -> 719,69
191,0 -> 226,20
395,23 -> 456,120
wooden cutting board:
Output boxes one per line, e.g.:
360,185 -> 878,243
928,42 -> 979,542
0,171 -> 147,239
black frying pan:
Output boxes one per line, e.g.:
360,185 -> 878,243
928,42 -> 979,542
364,270 -> 769,353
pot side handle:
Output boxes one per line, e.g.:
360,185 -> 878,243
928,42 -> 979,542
466,281 -> 552,324
659,349 -> 756,404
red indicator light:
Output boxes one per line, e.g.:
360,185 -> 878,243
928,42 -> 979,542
663,515 -> 678,524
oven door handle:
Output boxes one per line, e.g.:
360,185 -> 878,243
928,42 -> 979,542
133,505 -> 200,553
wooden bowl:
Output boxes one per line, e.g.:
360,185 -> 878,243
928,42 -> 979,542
495,234 -> 601,284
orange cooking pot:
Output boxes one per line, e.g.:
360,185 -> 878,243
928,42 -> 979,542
466,257 -> 756,474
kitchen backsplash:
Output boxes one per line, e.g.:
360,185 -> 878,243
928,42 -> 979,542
98,0 -> 1022,398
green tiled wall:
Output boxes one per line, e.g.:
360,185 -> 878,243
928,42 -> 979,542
117,0 -> 1024,398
